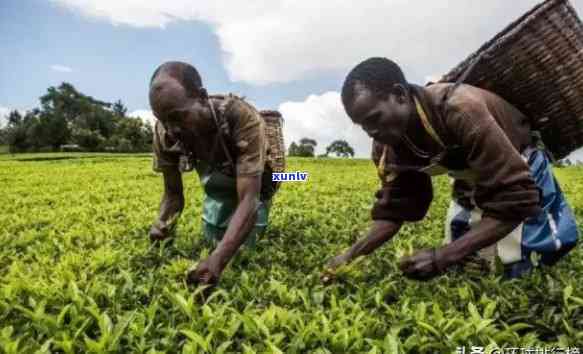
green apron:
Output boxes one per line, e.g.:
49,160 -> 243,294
195,161 -> 271,248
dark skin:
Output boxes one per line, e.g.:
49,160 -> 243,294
400,216 -> 520,280
150,78 -> 217,160
188,176 -> 260,285
325,220 -> 401,268
149,75 -> 261,287
348,82 -> 413,145
149,168 -> 184,241
324,82 -> 521,281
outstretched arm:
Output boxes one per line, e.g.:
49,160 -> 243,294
188,174 -> 261,285
440,216 -> 520,266
325,220 -> 402,270
322,162 -> 433,280
400,216 -> 520,280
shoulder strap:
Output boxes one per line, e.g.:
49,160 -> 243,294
435,52 -> 487,150
208,98 -> 236,172
442,52 -> 485,107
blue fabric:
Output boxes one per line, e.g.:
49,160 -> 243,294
520,149 -> 579,266
450,208 -> 472,242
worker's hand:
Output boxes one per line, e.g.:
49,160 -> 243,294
186,257 -> 221,288
326,253 -> 351,270
321,253 -> 351,284
399,248 -> 445,281
149,223 -> 167,242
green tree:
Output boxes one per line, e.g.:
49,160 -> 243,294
6,82 -> 153,153
296,138 -> 317,157
71,128 -> 106,151
38,111 -> 69,150
7,110 -> 22,126
38,82 -> 116,150
288,138 -> 317,157
112,100 -> 128,118
6,110 -> 33,152
108,116 -> 153,152
40,82 -> 110,123
325,139 -> 355,158
288,141 -> 299,156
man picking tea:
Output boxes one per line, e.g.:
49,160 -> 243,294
325,57 -> 578,280
148,61 -> 284,286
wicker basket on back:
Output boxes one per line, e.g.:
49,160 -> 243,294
260,110 -> 286,173
438,0 -> 583,160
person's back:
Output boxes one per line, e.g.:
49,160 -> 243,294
425,83 -> 533,154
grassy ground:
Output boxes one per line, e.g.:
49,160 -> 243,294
0,153 -> 582,353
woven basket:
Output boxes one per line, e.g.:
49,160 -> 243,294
260,110 -> 286,173
439,0 -> 583,159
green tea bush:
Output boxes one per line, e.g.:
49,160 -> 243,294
0,154 -> 581,353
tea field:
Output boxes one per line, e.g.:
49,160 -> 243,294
0,153 -> 582,353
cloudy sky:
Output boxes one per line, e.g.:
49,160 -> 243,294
1,0 -> 583,161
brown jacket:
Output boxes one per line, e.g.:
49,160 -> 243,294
371,83 -> 542,222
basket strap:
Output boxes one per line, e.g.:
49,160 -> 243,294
438,52 -> 488,149
208,98 -> 236,173
443,52 -> 486,104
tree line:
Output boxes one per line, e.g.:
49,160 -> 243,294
0,83 -> 153,153
0,82 -> 358,157
288,138 -> 355,158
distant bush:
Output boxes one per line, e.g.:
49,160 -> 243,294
5,83 -> 153,153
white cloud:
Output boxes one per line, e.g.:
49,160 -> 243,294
50,64 -> 73,73
49,0 -> 583,85
129,109 -> 157,126
49,0 -> 583,160
279,91 -> 371,158
278,93 -> 583,160
0,106 -> 29,128
0,106 -> 11,128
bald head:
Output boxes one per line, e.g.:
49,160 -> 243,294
150,61 -> 202,93
149,61 -> 205,117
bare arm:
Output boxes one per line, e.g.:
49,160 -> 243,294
189,174 -> 261,285
322,142 -> 432,279
437,216 -> 520,267
211,175 -> 261,270
150,168 -> 184,241
400,216 -> 520,280
327,220 -> 402,269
